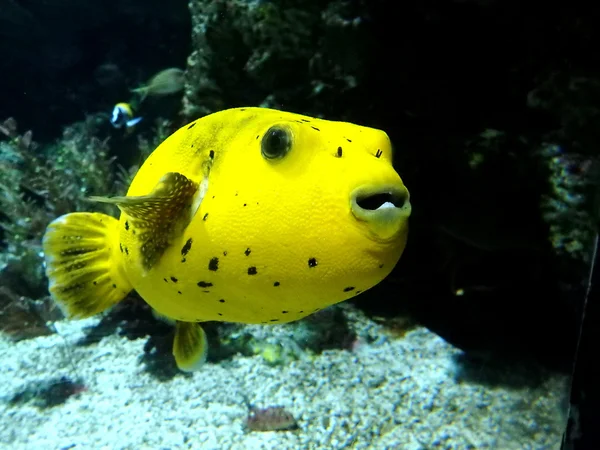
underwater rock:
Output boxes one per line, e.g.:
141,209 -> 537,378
528,73 -> 600,271
184,0 -> 372,120
0,287 -> 55,341
212,306 -> 356,366
246,406 -> 299,432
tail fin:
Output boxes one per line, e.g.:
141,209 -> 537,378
42,212 -> 133,319
130,86 -> 149,103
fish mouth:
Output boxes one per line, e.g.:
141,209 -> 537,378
351,185 -> 411,241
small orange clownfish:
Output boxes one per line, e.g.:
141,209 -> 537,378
110,102 -> 142,129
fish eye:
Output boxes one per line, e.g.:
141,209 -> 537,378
261,125 -> 292,160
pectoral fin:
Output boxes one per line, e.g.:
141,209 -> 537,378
89,172 -> 198,271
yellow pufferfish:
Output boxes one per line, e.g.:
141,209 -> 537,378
42,107 -> 411,372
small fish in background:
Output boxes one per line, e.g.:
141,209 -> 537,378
108,68 -> 184,129
110,102 -> 142,129
131,67 -> 186,101
42,107 -> 411,372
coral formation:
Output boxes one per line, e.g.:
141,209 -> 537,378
540,144 -> 598,265
528,73 -> 600,271
0,286 -> 56,341
184,0 -> 371,120
0,105 -> 177,342
0,115 -> 115,298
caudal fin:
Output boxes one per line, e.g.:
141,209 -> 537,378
42,212 -> 133,319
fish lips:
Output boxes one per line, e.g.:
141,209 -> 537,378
350,185 -> 411,242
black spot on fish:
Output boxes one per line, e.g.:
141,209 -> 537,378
282,311 -> 288,314
163,278 -> 168,283
197,281 -> 213,288
244,248 -> 251,256
188,122 -> 196,129
300,310 -> 304,313
125,221 -> 129,231
178,291 -> 182,295
375,149 -> 383,158
171,276 -> 178,283
203,213 -> 209,221
270,318 -> 279,322
256,135 -> 260,139
223,251 -> 228,256
308,258 -> 318,268
119,243 -> 123,253
273,281 -> 280,287
112,284 -> 117,289
346,138 -> 352,143
343,287 -> 355,292
125,247 -> 129,255
181,238 -> 193,257
356,290 -> 362,295
93,281 -> 97,285
248,266 -> 257,275
311,126 -> 320,131
235,192 -> 238,196
218,313 -> 223,316
132,230 -> 136,235
379,264 -> 384,269
209,257 -> 219,271
301,119 -> 310,123
209,150 -> 215,159
336,146 -> 342,157
219,299 -> 225,303
243,203 -> 247,207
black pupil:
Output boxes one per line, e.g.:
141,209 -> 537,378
262,126 -> 290,159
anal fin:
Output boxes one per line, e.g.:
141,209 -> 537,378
173,321 -> 208,372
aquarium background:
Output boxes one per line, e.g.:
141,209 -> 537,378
1,0 -> 596,448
